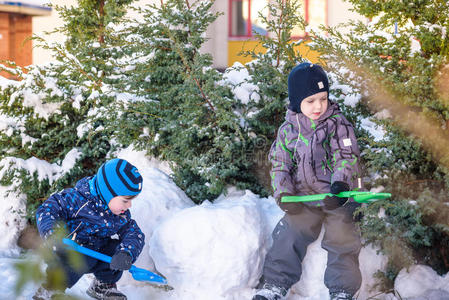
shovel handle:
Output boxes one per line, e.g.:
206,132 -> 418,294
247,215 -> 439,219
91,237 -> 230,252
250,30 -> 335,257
62,238 -> 168,285
281,191 -> 391,203
63,238 -> 112,263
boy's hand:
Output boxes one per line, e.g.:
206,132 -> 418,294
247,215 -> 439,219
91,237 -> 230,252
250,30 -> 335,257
276,192 -> 303,215
110,251 -> 133,271
324,181 -> 350,210
330,181 -> 350,195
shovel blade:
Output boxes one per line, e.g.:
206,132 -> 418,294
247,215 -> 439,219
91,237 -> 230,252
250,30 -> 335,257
130,265 -> 168,285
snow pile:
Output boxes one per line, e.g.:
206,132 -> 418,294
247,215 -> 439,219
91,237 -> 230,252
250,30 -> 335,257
357,245 -> 389,300
0,257 -> 26,299
289,229 -> 328,298
0,148 -> 448,299
223,62 -> 261,104
149,189 -> 281,299
395,265 -> 449,299
113,147 -> 195,281
0,186 -> 27,256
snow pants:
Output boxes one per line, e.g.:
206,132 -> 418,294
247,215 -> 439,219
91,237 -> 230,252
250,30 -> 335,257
262,203 -> 362,296
46,238 -> 123,289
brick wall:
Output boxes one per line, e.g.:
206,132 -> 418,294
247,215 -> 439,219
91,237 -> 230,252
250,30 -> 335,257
0,12 -> 32,79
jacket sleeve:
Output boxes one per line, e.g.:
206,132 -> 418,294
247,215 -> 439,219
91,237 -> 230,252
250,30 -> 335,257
116,217 -> 145,262
330,115 -> 362,190
35,192 -> 70,239
269,123 -> 296,200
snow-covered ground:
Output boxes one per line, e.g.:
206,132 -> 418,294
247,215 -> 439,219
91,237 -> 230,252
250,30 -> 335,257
1,148 -> 449,300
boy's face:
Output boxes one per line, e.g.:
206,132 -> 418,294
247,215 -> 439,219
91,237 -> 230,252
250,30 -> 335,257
300,91 -> 328,120
108,195 -> 134,215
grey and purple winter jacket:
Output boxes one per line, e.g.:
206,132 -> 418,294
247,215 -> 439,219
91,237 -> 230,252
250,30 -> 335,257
36,176 -> 145,261
269,101 -> 362,206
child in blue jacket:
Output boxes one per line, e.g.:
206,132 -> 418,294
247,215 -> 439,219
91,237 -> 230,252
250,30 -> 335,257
33,158 -> 145,300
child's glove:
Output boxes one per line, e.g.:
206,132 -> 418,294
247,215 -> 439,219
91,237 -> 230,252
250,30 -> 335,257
276,192 -> 303,215
110,251 -> 133,271
323,181 -> 350,210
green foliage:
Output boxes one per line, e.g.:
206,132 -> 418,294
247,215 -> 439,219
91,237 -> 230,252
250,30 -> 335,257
104,0 -> 308,202
311,0 -> 449,289
14,226 -> 83,299
0,0 -> 133,217
107,0 -> 253,202
239,0 -> 305,139
0,0 -> 304,207
360,189 -> 449,278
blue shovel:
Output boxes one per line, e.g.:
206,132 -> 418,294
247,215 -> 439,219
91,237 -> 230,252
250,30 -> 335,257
62,238 -> 168,286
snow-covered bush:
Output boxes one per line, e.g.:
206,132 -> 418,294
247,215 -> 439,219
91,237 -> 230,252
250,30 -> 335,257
113,0 -> 258,203
0,0 -> 138,217
108,0 -> 308,203
0,0 -> 310,212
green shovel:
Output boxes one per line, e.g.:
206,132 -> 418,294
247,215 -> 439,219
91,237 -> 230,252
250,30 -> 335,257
281,191 -> 391,204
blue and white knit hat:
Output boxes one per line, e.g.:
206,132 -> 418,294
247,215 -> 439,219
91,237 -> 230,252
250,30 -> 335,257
95,158 -> 143,204
288,62 -> 329,113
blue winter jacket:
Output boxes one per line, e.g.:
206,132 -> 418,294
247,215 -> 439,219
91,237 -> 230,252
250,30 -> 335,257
36,176 -> 145,261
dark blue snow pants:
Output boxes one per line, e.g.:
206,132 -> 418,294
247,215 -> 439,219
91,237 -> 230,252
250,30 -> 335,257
46,238 -> 123,289
262,203 -> 362,296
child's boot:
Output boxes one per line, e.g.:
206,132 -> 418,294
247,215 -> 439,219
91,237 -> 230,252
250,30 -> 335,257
252,283 -> 288,300
330,291 -> 354,300
32,285 -> 64,300
86,278 -> 127,300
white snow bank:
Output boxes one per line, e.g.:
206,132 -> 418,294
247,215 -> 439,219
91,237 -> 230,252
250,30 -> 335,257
149,189 -> 282,300
357,245 -> 389,300
289,229 -> 328,299
2,147 -> 449,300
0,186 -> 27,256
0,257 -> 29,298
395,265 -> 449,299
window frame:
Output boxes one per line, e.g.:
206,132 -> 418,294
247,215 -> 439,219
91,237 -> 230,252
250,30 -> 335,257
228,0 -> 252,38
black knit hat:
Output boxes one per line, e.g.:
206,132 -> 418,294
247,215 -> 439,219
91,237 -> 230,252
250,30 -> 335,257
287,63 -> 329,113
96,158 -> 143,204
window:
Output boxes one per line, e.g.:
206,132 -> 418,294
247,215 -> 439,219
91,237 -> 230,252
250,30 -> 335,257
230,0 -> 249,37
229,0 -> 327,38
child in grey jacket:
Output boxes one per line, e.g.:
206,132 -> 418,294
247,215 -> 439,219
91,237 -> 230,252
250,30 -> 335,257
253,63 -> 363,300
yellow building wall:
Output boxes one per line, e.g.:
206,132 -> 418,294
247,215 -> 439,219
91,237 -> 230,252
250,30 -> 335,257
228,39 -> 321,66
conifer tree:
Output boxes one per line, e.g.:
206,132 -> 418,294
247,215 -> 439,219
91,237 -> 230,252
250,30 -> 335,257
109,0 -> 264,202
0,0 -> 134,216
113,0 -> 308,202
